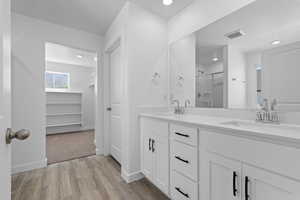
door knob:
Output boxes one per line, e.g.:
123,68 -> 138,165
107,107 -> 112,111
6,128 -> 30,144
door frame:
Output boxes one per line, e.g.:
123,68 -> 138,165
44,42 -> 101,161
103,37 -> 124,163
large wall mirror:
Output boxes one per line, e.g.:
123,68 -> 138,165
169,0 -> 300,111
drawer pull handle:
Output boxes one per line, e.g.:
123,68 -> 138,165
175,156 -> 189,164
148,138 -> 152,151
245,176 -> 250,200
175,187 -> 189,198
233,171 -> 238,196
152,139 -> 155,152
175,132 -> 190,138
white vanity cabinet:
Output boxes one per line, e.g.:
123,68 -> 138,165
206,152 -> 300,200
170,124 -> 199,200
206,153 -> 242,200
243,164 -> 300,200
201,130 -> 300,200
140,117 -> 169,195
140,115 -> 300,200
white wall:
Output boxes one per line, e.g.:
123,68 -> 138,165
11,13 -> 103,173
169,33 -> 196,105
46,62 -> 96,131
127,2 -> 168,176
103,2 -> 130,176
104,2 -> 168,181
167,0 -> 256,44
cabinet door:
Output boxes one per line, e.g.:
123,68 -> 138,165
154,137 -> 169,195
243,164 -> 300,200
141,119 -> 154,181
142,136 -> 154,180
208,153 -> 242,200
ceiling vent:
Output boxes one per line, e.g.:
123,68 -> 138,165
225,29 -> 245,39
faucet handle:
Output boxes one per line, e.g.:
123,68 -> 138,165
185,99 -> 191,108
271,99 -> 277,111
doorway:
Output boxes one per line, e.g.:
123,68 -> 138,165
45,43 -> 97,164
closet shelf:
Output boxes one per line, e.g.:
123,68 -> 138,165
46,102 -> 81,105
46,113 -> 82,117
46,91 -> 82,134
46,123 -> 82,128
46,90 -> 82,94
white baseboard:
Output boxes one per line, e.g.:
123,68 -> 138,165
95,148 -> 103,155
12,158 -> 47,174
121,169 -> 144,183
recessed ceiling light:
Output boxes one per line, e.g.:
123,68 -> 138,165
271,40 -> 281,45
77,54 -> 83,59
212,57 -> 219,62
163,0 -> 173,6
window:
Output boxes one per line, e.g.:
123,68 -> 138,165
45,71 -> 70,89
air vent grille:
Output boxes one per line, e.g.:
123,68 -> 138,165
225,30 -> 245,39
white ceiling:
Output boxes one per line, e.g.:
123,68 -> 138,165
12,0 -> 194,35
46,43 -> 97,68
197,46 -> 224,66
130,0 -> 194,18
196,0 -> 300,53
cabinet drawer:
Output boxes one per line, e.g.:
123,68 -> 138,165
171,171 -> 198,200
170,124 -> 198,146
171,140 -> 198,181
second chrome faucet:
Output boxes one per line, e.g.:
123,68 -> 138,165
172,99 -> 191,114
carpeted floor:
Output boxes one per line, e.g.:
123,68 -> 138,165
46,130 -> 96,164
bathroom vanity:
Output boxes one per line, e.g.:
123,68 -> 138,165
140,113 -> 300,200
140,0 -> 300,199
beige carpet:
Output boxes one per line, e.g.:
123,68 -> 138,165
46,130 -> 96,164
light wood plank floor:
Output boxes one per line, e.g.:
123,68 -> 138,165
12,156 -> 169,200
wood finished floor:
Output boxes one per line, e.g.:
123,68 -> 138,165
12,156 -> 169,200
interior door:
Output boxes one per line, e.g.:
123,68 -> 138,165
243,164 -> 300,200
109,45 -> 122,163
0,0 -> 11,199
208,153 -> 242,200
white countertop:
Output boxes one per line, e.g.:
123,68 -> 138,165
140,112 -> 300,148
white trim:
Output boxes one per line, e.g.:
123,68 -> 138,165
121,169 -> 144,183
12,158 -> 47,174
95,148 -> 102,155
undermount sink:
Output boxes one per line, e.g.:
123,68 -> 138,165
221,120 -> 300,134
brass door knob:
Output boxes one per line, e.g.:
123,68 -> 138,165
6,128 -> 30,144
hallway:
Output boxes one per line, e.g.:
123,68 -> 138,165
12,156 -> 169,200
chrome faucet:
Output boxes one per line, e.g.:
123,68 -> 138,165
172,99 -> 185,114
261,98 -> 269,112
256,98 -> 279,123
185,99 -> 191,108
